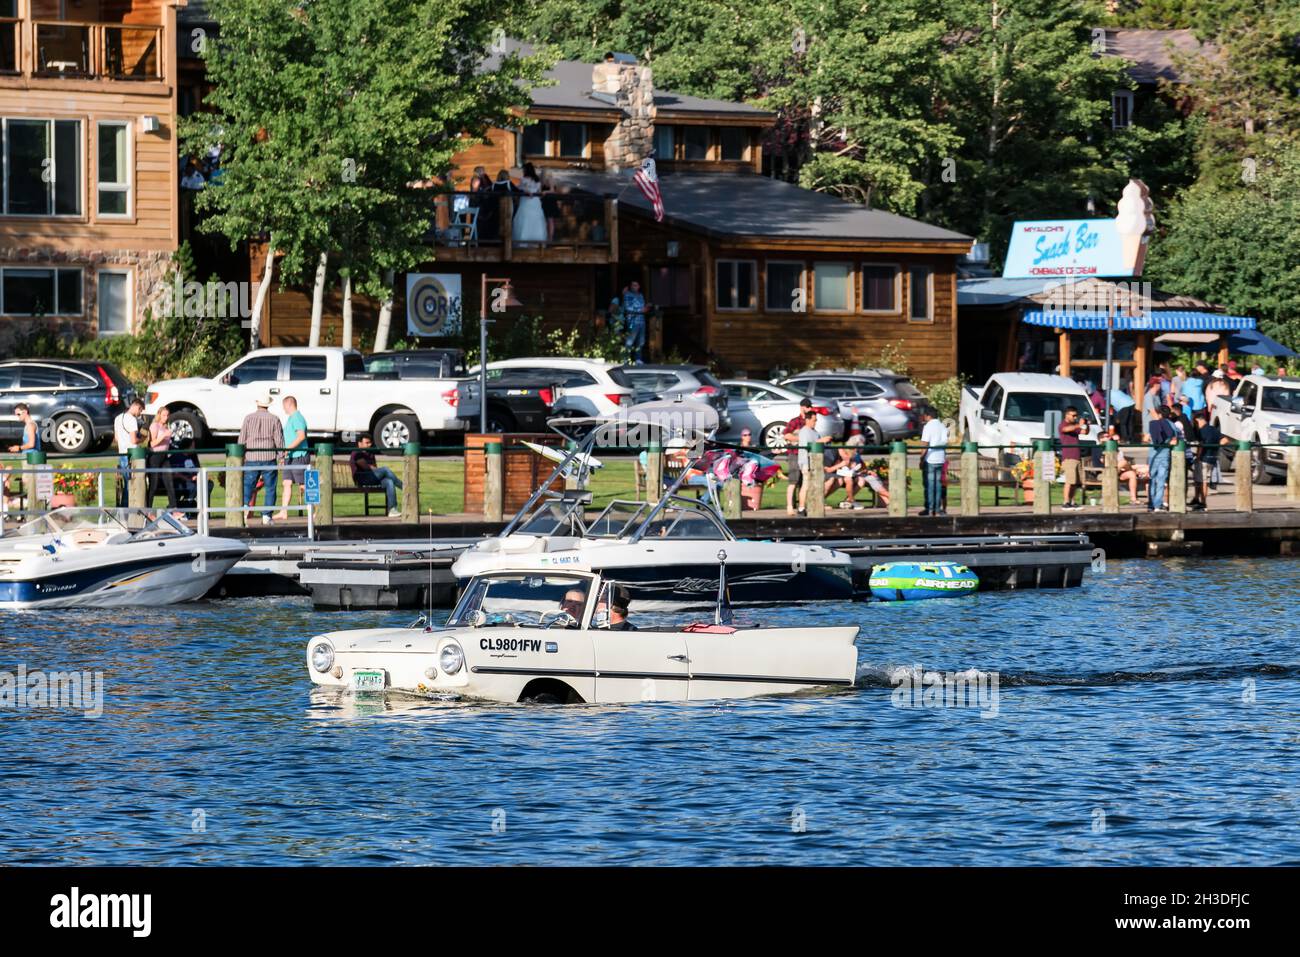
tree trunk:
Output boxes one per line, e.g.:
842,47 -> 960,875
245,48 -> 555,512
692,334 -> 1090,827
373,269 -> 395,352
308,251 -> 328,347
340,272 -> 353,350
247,242 -> 275,349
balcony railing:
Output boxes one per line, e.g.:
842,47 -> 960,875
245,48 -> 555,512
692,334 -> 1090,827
29,21 -> 161,81
431,191 -> 617,263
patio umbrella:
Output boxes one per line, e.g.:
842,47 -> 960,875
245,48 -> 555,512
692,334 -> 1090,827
1227,328 -> 1297,357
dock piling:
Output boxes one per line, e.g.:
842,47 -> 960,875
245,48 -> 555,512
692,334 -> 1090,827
1033,440 -> 1052,515
1235,440 -> 1254,512
1287,435 -> 1300,504
401,442 -> 420,524
483,440 -> 504,522
315,443 -> 334,526
722,477 -> 742,519
1170,441 -> 1187,513
888,441 -> 907,517
128,448 -> 148,508
960,442 -> 979,516
646,439 -> 663,501
1102,440 -> 1120,513
807,441 -> 826,517
225,444 -> 245,528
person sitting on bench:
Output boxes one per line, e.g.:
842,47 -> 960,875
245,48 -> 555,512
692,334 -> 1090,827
349,435 -> 404,518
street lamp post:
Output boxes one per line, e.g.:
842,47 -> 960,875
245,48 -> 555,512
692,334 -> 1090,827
479,274 -> 521,435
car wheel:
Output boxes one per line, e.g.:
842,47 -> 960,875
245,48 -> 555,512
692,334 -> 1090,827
761,422 -> 787,449
860,418 -> 885,448
374,412 -> 419,450
168,409 -> 207,447
1251,440 -> 1272,485
485,409 -> 516,434
50,413 -> 93,454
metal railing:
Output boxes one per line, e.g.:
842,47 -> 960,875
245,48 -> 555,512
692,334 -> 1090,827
31,20 -> 161,80
430,191 -> 614,253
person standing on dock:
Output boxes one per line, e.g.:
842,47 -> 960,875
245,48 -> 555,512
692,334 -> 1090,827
1058,406 -> 1089,509
783,397 -> 813,515
239,395 -> 283,525
1147,406 -> 1179,512
274,396 -> 309,522
113,396 -> 145,508
918,408 -> 948,517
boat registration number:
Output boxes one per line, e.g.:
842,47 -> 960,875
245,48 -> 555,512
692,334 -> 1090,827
353,670 -> 386,691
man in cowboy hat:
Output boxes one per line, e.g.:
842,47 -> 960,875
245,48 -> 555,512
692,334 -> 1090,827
239,394 -> 284,525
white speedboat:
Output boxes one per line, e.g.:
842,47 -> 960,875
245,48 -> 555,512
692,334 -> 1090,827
0,508 -> 248,609
307,565 -> 859,704
451,406 -> 854,610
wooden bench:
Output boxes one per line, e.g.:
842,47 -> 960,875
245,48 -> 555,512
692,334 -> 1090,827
330,461 -> 389,515
975,454 -> 1023,506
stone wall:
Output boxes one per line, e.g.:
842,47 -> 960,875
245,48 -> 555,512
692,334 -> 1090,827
592,61 -> 656,171
0,247 -> 173,349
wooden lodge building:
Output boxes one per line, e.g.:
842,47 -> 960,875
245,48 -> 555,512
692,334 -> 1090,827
254,44 -> 973,384
0,0 -> 185,349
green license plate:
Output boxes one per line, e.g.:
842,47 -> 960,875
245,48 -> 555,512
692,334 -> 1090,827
353,670 -> 386,691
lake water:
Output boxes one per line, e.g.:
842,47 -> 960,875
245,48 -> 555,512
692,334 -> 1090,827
3,557 -> 1298,866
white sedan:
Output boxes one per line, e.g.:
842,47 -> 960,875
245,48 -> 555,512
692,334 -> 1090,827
306,570 -> 859,704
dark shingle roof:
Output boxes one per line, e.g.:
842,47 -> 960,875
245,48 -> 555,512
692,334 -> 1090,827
1097,28 -> 1206,85
554,170 -> 971,244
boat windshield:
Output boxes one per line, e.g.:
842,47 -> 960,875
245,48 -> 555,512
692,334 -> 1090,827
12,508 -> 192,541
448,573 -> 592,628
517,498 -> 585,536
632,500 -> 731,541
586,501 -> 649,538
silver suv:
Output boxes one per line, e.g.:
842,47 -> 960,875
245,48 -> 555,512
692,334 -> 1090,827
778,369 -> 933,444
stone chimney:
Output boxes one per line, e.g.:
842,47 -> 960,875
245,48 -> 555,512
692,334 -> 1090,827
592,58 -> 656,171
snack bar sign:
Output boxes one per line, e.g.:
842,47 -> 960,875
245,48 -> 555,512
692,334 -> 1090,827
1002,220 -> 1132,278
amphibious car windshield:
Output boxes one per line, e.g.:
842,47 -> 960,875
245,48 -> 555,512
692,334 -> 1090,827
448,573 -> 592,628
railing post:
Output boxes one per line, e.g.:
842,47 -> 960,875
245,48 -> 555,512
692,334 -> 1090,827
1169,440 -> 1187,513
197,467 -> 210,536
483,439 -> 503,522
646,439 -> 663,500
1033,439 -> 1052,515
887,441 -> 907,517
605,198 -> 619,262
722,476 -> 742,519
225,443 -> 246,528
97,470 -> 106,508
960,441 -> 980,516
1102,440 -> 1120,513
128,447 -> 148,508
806,441 -> 826,517
500,196 -> 513,260
401,441 -> 420,523
315,443 -> 334,526
1235,439 -> 1254,513
1287,435 -> 1300,504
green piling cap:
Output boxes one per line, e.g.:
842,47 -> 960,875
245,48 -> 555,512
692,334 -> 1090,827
648,439 -> 662,453
403,441 -> 421,456
890,441 -> 908,454
226,443 -> 246,458
1033,439 -> 1052,452
1104,440 -> 1119,452
315,442 -> 335,457
962,441 -> 979,454
1237,439 -> 1253,452
1288,434 -> 1300,446
24,450 -> 47,465
129,447 -> 149,461
484,440 -> 502,455
810,441 -> 824,453
1174,440 -> 1186,452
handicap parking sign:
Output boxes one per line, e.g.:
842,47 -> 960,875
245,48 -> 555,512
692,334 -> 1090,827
304,469 -> 321,505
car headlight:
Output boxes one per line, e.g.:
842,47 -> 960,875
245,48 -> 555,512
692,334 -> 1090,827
310,641 -> 335,674
439,642 -> 465,675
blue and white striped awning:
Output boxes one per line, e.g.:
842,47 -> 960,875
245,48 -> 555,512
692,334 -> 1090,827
1022,310 -> 1256,332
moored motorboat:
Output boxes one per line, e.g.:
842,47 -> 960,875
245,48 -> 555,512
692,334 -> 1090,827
868,561 -> 979,601
0,508 -> 247,609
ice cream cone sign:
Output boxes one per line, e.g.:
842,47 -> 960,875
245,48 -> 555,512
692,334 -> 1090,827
1114,179 -> 1155,276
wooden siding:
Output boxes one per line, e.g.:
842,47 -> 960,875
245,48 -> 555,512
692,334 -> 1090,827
448,128 -> 516,188
463,432 -> 566,514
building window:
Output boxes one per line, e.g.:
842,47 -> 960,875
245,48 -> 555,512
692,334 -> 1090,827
521,121 -> 548,156
555,122 -> 587,158
908,265 -> 934,322
681,126 -> 711,161
765,261 -> 804,312
861,264 -> 899,312
719,127 -> 749,161
1111,91 -> 1133,130
2,117 -> 82,216
813,262 -> 852,312
0,267 -> 84,316
653,124 -> 675,160
97,271 -> 131,335
96,121 -> 131,216
715,260 -> 756,310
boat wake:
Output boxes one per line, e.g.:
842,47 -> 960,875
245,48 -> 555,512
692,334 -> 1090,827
856,661 -> 1300,689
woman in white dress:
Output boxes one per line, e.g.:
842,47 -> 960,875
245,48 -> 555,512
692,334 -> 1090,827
512,163 -> 547,244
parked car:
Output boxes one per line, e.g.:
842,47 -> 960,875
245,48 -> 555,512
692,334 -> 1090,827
1212,374 -> 1300,484
456,368 -> 562,433
144,347 -> 465,450
614,363 -> 731,431
959,372 -> 1099,457
0,359 -> 134,454
778,369 -> 930,444
719,379 -> 836,448
469,358 -> 634,418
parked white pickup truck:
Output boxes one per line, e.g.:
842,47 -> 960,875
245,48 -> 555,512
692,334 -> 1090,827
1212,374 -> 1300,484
144,347 -> 465,449
960,372 -> 1100,457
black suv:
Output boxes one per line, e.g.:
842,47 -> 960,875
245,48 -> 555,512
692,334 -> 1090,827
0,359 -> 135,453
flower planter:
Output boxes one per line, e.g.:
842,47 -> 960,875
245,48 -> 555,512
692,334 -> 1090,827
49,493 -> 77,509
1021,480 -> 1035,504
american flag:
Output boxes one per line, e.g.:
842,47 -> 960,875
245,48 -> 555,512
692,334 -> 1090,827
633,156 -> 664,222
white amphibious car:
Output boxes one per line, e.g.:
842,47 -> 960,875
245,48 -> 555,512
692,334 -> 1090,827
306,568 -> 860,704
